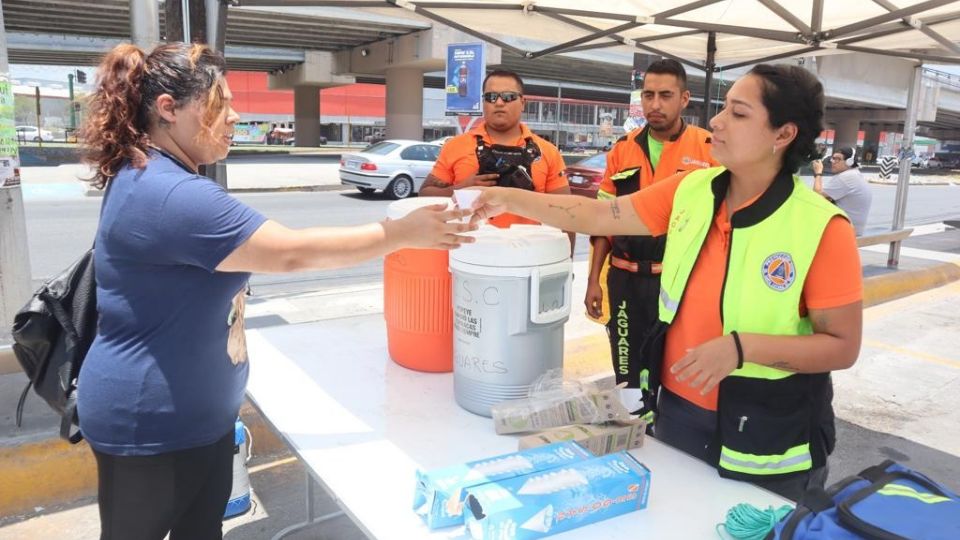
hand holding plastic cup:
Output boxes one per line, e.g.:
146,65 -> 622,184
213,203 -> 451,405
453,189 -> 482,211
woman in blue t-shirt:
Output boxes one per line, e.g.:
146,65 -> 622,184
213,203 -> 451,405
78,42 -> 474,540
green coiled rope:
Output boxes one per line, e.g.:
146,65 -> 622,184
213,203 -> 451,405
716,503 -> 794,540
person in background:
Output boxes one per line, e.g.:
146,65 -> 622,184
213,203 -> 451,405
78,42 -> 473,540
584,59 -> 716,418
812,147 -> 873,235
469,64 -> 862,502
419,69 -> 575,253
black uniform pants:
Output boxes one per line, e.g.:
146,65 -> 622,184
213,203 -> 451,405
654,388 -> 828,502
605,265 -> 662,388
92,429 -> 235,540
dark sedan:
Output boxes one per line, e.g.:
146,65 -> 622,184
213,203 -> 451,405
565,152 -> 606,198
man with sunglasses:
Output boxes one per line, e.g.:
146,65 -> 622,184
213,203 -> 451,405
811,148 -> 871,235
584,59 -> 716,418
420,70 -> 574,249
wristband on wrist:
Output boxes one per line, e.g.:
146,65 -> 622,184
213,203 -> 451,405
730,331 -> 744,369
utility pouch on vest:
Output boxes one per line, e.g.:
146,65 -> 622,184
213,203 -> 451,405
769,460 -> 960,540
712,375 -> 830,481
475,136 -> 540,191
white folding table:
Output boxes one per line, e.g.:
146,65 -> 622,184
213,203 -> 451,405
245,314 -> 791,540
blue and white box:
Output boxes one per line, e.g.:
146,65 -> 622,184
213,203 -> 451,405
413,441 -> 594,529
463,452 -> 651,540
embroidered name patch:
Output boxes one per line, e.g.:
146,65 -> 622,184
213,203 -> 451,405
762,252 -> 796,291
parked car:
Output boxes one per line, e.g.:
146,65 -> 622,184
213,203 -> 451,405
16,125 -> 54,142
565,152 -> 606,198
924,155 -> 943,169
339,139 -> 442,199
429,135 -> 455,146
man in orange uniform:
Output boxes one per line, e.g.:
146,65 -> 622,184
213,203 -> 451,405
584,59 -> 716,416
420,70 -> 574,251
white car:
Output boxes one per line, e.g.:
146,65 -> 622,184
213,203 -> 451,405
429,135 -> 455,146
924,156 -> 943,169
16,125 -> 54,142
339,139 -> 442,199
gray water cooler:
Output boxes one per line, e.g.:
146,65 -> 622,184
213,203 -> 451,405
449,225 -> 572,417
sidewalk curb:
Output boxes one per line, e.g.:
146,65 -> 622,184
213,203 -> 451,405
3,263 -> 960,520
863,261 -> 960,308
0,401 -> 288,521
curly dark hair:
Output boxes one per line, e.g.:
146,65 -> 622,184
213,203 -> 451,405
748,64 -> 825,174
81,42 -> 226,189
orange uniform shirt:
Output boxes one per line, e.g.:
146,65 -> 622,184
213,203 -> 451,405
598,123 -> 716,197
430,122 -> 568,228
630,172 -> 863,411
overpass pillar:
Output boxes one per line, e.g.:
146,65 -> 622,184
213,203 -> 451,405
130,0 -> 160,49
294,85 -> 322,147
833,117 -> 861,152
862,125 -> 882,163
385,67 -> 424,141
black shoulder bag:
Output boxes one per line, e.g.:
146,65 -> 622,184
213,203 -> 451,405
11,183 -> 110,443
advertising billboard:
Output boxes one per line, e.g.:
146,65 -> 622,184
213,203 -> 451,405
445,43 -> 485,116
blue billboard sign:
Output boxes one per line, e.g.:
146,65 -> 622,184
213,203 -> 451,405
445,43 -> 485,116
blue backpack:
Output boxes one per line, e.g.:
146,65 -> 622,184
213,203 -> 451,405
769,460 -> 960,540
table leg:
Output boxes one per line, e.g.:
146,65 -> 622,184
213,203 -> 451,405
270,470 -> 345,540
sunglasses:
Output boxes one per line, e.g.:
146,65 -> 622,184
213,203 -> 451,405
482,91 -> 522,104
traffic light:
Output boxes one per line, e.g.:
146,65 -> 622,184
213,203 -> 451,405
76,70 -> 87,84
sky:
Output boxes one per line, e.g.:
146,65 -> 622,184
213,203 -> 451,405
8,65 -> 95,92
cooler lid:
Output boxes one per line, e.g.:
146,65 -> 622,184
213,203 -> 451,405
386,197 -> 452,220
450,225 -> 570,268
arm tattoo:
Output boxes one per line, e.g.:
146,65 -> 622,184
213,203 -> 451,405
420,175 -> 450,189
770,361 -> 800,372
548,202 -> 582,220
610,200 -> 621,220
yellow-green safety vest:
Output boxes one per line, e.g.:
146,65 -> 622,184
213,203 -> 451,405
658,166 -> 846,480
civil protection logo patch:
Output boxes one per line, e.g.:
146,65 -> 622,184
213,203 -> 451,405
761,252 -> 795,291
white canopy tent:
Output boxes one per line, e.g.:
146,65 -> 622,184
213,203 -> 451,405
240,0 -> 960,265
239,0 -> 960,67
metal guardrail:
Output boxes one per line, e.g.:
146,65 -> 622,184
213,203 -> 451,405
0,345 -> 21,375
856,228 -> 913,248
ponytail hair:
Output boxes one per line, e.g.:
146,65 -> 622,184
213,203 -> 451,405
82,42 -> 226,188
82,44 -> 149,188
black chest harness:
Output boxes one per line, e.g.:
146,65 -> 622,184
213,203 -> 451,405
475,135 -> 541,191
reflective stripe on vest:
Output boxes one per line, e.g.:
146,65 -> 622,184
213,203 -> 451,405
659,287 -> 679,315
719,443 -> 813,476
597,189 -> 616,200
610,168 -> 640,182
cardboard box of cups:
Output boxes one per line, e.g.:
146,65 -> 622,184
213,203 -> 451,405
413,375 -> 650,539
414,441 -> 651,540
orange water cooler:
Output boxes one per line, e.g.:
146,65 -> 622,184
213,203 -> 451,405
383,198 -> 454,372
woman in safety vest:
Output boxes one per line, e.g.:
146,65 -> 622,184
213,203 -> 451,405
469,64 -> 862,501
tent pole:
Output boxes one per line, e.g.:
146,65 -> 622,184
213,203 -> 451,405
700,32 -> 716,128
889,64 -> 922,268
